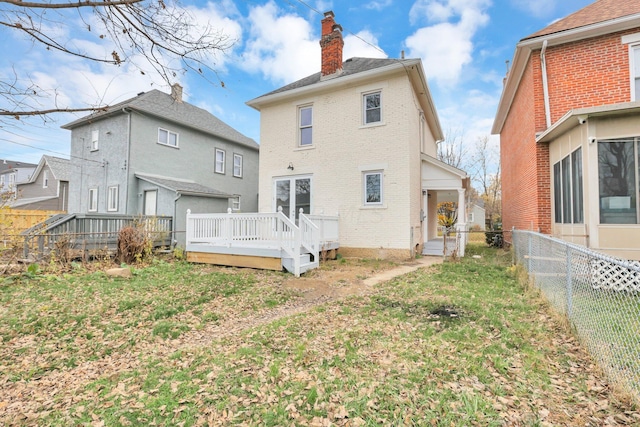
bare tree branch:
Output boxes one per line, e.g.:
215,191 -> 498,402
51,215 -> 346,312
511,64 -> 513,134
1,0 -> 143,9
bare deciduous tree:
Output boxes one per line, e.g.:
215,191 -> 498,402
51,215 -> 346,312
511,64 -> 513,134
0,0 -> 234,124
469,136 -> 501,228
437,127 -> 468,170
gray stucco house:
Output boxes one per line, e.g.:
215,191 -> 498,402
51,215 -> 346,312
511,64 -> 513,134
62,84 -> 259,246
12,155 -> 71,211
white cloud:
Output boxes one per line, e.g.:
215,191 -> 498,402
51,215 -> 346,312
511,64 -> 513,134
405,0 -> 491,85
510,0 -> 557,18
344,30 -> 387,60
364,0 -> 393,11
240,1 -> 319,85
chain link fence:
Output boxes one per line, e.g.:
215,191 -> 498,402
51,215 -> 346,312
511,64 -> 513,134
512,230 -> 640,399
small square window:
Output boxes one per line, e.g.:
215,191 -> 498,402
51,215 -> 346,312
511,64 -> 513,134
158,128 -> 179,147
364,92 -> 381,124
215,149 -> 226,174
89,188 -> 98,212
299,106 -> 313,146
107,186 -> 118,212
233,153 -> 243,178
363,171 -> 383,205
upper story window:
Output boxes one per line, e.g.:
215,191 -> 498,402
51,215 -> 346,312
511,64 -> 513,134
215,148 -> 225,174
91,130 -> 99,151
233,153 -> 243,178
158,128 -> 178,148
364,91 -> 381,124
299,105 -> 313,146
633,45 -> 640,101
43,170 -> 49,188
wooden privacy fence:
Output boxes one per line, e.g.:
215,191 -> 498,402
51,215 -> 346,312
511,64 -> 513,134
1,209 -> 64,234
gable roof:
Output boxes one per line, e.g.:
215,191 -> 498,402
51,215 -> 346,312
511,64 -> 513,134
247,57 -> 444,141
0,160 -> 37,174
62,89 -> 259,151
525,0 -> 640,40
492,0 -> 640,134
19,155 -> 71,185
135,173 -> 234,199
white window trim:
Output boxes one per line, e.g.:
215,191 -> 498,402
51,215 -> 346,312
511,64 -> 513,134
107,185 -> 118,212
630,44 -> 640,102
363,90 -> 383,126
215,148 -> 226,174
0,175 -> 4,187
233,153 -> 243,178
43,170 -> 49,188
231,196 -> 241,211
91,130 -> 99,151
158,127 -> 179,148
298,105 -> 313,147
363,170 -> 384,207
89,188 -> 98,212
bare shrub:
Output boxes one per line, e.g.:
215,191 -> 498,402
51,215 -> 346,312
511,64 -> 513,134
117,226 -> 150,265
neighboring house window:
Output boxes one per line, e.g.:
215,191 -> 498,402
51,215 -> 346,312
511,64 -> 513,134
43,170 -> 49,188
215,148 -> 225,174
299,105 -> 313,146
363,171 -> 383,205
633,45 -> 640,101
107,185 -> 118,212
364,91 -> 381,124
553,148 -> 583,224
233,153 -> 243,178
469,212 -> 475,223
9,173 -> 15,185
88,188 -> 98,212
1,175 -> 4,187
91,130 -> 99,151
231,196 -> 241,211
598,138 -> 640,224
158,128 -> 178,147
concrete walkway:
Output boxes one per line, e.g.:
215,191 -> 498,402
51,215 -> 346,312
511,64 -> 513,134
362,256 -> 443,287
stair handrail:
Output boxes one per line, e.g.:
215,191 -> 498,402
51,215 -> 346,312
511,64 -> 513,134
299,210 -> 319,263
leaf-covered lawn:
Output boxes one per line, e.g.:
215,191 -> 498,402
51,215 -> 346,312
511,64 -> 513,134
0,247 -> 637,426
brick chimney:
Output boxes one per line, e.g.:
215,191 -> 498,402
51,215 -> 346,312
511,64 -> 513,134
319,11 -> 343,77
171,83 -> 183,103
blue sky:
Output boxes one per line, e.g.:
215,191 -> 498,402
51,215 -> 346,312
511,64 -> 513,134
2,0 -> 594,165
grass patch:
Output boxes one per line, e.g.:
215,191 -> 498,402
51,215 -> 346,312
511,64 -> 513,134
0,245 -> 635,426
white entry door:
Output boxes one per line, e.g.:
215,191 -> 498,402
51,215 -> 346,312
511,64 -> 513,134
274,176 -> 311,221
144,190 -> 157,216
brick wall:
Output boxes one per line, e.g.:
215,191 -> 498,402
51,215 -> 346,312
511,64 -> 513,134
501,28 -> 638,237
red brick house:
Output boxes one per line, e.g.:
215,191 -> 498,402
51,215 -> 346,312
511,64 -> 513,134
492,0 -> 640,260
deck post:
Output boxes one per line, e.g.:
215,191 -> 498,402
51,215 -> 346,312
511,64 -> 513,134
226,208 -> 233,247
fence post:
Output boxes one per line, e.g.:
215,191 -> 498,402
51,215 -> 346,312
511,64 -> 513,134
527,231 -> 532,274
226,208 -> 233,247
566,245 -> 573,318
511,227 -> 515,265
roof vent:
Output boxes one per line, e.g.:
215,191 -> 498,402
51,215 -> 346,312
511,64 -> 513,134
137,92 -> 145,96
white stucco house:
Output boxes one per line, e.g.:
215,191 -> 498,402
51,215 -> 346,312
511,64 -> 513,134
185,11 -> 470,274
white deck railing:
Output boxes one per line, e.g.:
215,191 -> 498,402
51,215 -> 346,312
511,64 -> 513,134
186,208 -> 339,276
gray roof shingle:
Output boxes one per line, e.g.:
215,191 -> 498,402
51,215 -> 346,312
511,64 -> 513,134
43,155 -> 71,181
63,89 -> 258,150
135,173 -> 233,198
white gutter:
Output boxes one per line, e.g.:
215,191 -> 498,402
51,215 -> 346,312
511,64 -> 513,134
540,40 -> 551,129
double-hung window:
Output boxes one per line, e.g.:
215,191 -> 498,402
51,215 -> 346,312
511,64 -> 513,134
91,130 -> 99,151
231,196 -> 241,211
299,105 -> 313,146
158,128 -> 178,147
364,91 -> 381,124
107,186 -> 118,212
233,153 -> 243,178
553,148 -> 583,224
633,45 -> 640,101
89,188 -> 98,212
215,148 -> 225,174
363,171 -> 383,206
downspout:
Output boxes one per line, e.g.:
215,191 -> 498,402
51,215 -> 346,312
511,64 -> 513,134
122,107 -> 131,213
173,191 -> 181,248
540,40 -> 552,129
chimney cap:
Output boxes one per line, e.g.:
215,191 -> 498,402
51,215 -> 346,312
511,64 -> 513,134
324,10 -> 335,18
